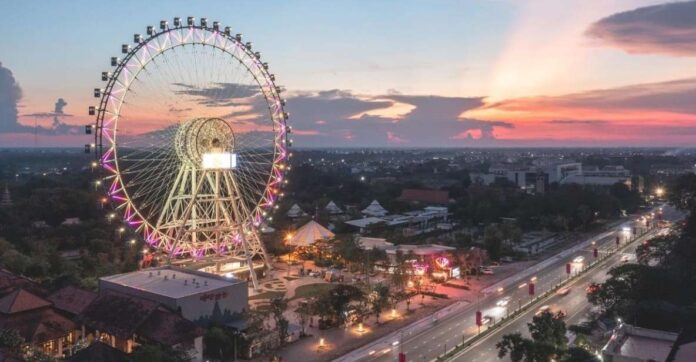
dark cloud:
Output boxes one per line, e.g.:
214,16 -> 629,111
586,1 -> 696,56
173,82 -> 260,106
491,77 -> 696,115
0,61 -> 23,133
284,90 -> 509,147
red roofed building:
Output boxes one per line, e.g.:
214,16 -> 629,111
0,289 -> 79,358
398,189 -> 449,205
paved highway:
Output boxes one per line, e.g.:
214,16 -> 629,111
447,207 -> 680,362
339,204 -> 677,362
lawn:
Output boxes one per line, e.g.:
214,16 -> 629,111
249,291 -> 285,301
292,283 -> 336,300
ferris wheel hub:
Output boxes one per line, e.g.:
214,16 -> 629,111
174,117 -> 235,167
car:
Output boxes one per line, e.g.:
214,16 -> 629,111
621,255 -> 630,263
481,315 -> 494,325
496,296 -> 512,307
557,287 -> 571,296
480,267 -> 494,275
573,256 -> 585,264
586,283 -> 599,294
535,305 -> 551,316
535,305 -> 567,319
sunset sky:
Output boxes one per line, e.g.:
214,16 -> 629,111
1,0 -> 696,147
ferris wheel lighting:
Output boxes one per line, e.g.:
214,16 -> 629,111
92,18 -> 288,289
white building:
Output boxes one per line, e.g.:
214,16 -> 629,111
99,266 -> 247,324
601,323 -> 696,362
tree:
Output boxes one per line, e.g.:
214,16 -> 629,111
131,344 -> 191,362
295,302 -> 311,337
389,250 -> 408,291
562,347 -> 600,362
0,328 -> 23,352
484,224 -> 504,261
368,283 -> 390,323
203,327 -> 233,360
497,311 -> 567,362
269,297 -> 290,346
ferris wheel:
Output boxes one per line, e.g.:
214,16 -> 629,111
88,17 -> 291,288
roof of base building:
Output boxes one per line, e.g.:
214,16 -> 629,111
77,289 -> 160,339
0,289 -> 51,314
77,290 -> 204,344
100,266 -> 244,299
47,286 -> 97,316
137,308 -> 204,346
68,342 -> 127,362
0,306 -> 77,343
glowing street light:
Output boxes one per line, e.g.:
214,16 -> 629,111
655,187 -> 665,197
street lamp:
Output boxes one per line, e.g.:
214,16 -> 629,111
655,187 -> 665,198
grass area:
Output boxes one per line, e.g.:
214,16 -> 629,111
292,283 -> 336,300
249,291 -> 285,301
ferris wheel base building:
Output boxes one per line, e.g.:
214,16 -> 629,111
99,266 -> 248,324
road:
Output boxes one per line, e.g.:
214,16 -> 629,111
448,208 -> 679,362
337,204 -> 677,362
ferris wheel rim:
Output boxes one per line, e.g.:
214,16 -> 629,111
93,20 -> 290,252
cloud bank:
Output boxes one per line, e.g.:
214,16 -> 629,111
586,1 -> 696,56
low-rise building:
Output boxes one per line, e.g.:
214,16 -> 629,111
601,323 -> 696,362
99,266 -> 248,325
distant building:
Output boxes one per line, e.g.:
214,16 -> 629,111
0,186 -> 12,208
324,201 -> 343,215
286,204 -> 307,218
61,217 -> 82,226
356,237 -> 393,251
602,322 -> 696,362
362,200 -> 388,217
98,266 -> 247,325
398,189 -> 449,205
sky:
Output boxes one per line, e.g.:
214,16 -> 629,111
1,0 -> 696,147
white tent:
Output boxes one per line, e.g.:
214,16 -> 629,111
286,203 -> 307,218
325,201 -> 343,215
286,220 -> 335,247
362,200 -> 388,217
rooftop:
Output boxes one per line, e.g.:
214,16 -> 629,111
100,266 -> 244,299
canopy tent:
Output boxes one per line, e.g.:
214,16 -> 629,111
286,220 -> 335,247
325,201 -> 343,215
286,203 -> 307,218
362,200 -> 388,217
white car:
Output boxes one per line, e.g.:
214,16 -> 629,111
557,287 -> 571,296
480,267 -> 494,275
573,256 -> 585,264
496,296 -> 512,307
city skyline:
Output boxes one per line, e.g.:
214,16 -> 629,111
1,0 -> 696,147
